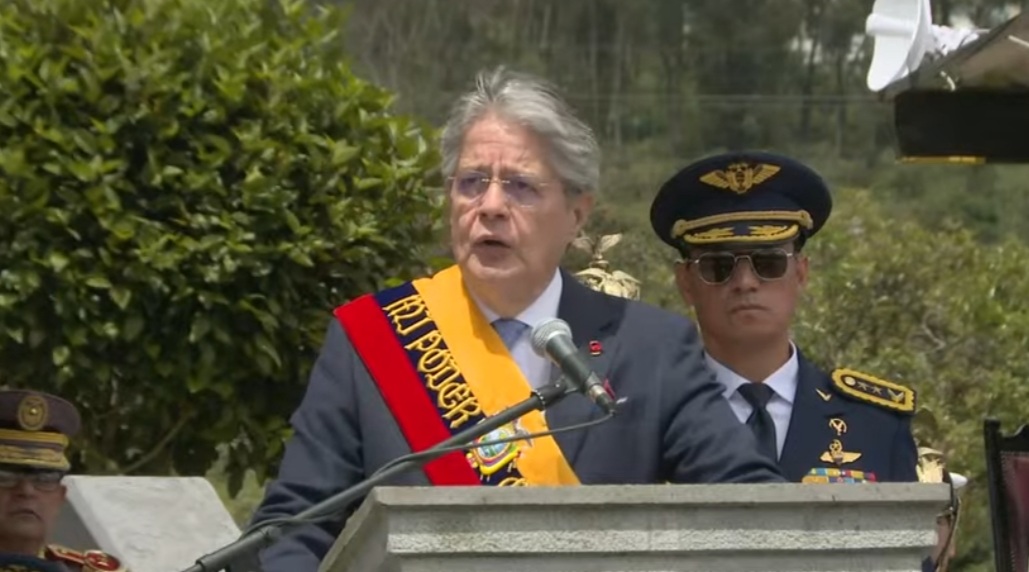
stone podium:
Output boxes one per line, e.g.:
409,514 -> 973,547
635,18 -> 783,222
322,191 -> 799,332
319,483 -> 950,572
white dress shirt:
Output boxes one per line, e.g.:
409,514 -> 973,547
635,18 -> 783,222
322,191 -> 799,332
705,344 -> 799,460
471,270 -> 563,389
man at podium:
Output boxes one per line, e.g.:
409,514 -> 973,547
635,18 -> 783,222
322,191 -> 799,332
249,67 -> 784,572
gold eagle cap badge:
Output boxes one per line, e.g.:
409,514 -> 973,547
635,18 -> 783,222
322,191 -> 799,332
700,162 -> 781,194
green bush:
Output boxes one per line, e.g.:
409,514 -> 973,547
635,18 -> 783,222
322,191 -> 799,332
0,0 -> 443,494
795,188 -> 1029,571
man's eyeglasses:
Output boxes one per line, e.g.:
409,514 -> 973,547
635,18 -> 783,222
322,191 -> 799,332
0,469 -> 64,492
687,248 -> 797,285
447,170 -> 551,207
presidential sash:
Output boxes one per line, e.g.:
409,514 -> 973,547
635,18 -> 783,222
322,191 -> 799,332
335,264 -> 580,487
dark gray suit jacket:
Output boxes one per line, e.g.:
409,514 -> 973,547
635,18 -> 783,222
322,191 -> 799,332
249,270 -> 784,571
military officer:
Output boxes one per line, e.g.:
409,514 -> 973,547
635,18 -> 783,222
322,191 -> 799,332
649,151 -> 954,569
0,390 -> 125,572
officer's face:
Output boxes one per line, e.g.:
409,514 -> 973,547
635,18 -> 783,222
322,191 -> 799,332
449,113 -> 592,313
674,242 -> 808,346
0,468 -> 66,550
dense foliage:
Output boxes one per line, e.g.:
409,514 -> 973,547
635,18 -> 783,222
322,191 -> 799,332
0,0 -> 442,493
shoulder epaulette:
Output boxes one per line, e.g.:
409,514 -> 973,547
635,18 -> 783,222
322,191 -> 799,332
830,368 -> 916,414
46,545 -> 125,572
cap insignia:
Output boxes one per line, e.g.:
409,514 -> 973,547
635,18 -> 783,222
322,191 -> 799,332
700,162 -> 781,194
748,224 -> 792,238
17,394 -> 48,431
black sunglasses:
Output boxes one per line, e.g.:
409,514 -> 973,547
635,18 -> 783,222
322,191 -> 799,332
687,248 -> 797,285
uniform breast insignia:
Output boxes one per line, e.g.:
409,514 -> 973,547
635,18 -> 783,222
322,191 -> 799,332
44,545 -> 126,572
830,368 -> 915,414
829,418 -> 848,436
802,467 -> 878,484
820,438 -> 862,465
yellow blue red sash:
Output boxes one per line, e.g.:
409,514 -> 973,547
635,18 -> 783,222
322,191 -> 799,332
334,265 -> 579,487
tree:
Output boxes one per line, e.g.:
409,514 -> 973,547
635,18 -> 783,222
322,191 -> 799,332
0,0 -> 443,494
795,188 -> 1029,571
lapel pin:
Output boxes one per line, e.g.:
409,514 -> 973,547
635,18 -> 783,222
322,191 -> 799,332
816,388 -> 832,402
829,418 -> 848,436
588,340 -> 603,356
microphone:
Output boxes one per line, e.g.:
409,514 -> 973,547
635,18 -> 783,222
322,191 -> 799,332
530,318 -> 618,415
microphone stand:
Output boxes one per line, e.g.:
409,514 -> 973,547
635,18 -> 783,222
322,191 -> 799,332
180,379 -> 574,572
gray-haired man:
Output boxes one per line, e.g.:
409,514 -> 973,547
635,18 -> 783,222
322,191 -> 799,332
249,67 -> 783,571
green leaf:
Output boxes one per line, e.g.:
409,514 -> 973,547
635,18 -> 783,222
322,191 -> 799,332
86,276 -> 112,289
189,315 -> 211,343
48,252 -> 71,272
254,333 -> 282,369
110,287 -> 132,310
331,142 -> 359,166
52,346 -> 70,367
123,315 -> 145,341
6,327 -> 25,344
287,249 -> 313,267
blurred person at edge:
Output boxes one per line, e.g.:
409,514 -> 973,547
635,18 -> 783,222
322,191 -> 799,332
0,389 -> 126,572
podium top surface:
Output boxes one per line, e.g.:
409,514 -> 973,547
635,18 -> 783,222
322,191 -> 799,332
362,482 -> 950,508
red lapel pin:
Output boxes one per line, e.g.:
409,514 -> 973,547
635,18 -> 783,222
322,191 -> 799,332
588,340 -> 603,356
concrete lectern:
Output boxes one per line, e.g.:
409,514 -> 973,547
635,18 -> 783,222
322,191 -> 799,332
318,483 -> 950,572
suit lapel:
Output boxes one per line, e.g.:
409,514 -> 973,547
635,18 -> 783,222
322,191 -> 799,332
545,269 -> 619,467
778,352 -> 845,482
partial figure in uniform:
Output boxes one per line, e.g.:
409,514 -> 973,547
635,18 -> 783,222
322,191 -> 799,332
648,150 -> 954,570
0,390 -> 125,572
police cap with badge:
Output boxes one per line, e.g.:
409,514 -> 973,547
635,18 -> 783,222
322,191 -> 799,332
650,150 -> 833,256
0,390 -> 80,474
0,390 -> 127,572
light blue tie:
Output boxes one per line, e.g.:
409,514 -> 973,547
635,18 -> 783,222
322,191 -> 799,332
492,318 -> 529,351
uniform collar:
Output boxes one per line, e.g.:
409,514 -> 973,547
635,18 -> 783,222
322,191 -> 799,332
706,341 -> 800,404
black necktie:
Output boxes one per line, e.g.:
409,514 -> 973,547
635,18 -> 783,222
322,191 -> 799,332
737,383 -> 778,461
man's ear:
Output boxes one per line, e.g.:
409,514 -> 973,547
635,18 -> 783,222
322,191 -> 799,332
674,260 -> 696,306
795,251 -> 810,289
569,191 -> 595,236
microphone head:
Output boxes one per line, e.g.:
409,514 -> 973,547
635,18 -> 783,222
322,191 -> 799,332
530,318 -> 572,357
